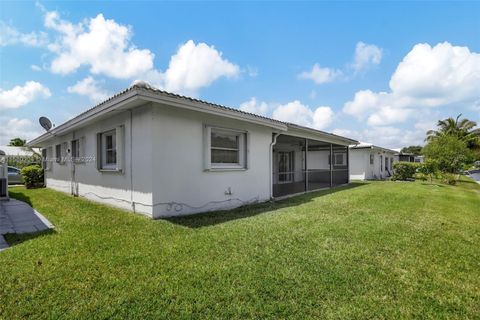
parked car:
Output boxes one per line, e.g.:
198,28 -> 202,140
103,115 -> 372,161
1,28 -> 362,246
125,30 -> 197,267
8,166 -> 23,185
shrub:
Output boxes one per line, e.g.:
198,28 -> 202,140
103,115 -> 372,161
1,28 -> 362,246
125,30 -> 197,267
442,173 -> 457,185
418,159 -> 439,184
392,162 -> 419,181
20,165 -> 44,189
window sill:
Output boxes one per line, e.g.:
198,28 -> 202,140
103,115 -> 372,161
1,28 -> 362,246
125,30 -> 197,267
205,167 -> 247,172
99,168 -> 123,173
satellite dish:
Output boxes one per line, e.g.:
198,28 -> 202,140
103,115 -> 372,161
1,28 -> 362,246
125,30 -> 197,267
39,116 -> 52,131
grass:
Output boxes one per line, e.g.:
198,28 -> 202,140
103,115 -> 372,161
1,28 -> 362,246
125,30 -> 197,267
1,178 -> 479,319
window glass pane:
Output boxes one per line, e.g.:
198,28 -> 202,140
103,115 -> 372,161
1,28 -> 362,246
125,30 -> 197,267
56,144 -> 61,162
106,135 -> 113,149
106,150 -> 117,164
211,149 -> 238,163
72,140 -> 78,158
211,131 -> 238,149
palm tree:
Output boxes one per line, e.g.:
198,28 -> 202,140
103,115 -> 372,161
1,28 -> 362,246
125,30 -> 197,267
426,114 -> 480,148
8,138 -> 27,146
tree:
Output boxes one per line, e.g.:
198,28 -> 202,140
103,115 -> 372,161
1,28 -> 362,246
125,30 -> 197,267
400,145 -> 423,155
426,114 -> 480,149
8,138 -> 27,146
422,135 -> 473,175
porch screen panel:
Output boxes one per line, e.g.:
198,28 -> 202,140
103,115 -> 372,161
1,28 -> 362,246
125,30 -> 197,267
332,144 -> 349,186
306,140 -> 331,191
272,135 -> 306,197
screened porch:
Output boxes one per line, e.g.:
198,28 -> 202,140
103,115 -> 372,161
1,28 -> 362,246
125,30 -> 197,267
272,134 -> 349,198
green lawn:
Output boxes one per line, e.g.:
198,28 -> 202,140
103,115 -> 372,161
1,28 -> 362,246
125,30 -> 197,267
1,178 -> 479,319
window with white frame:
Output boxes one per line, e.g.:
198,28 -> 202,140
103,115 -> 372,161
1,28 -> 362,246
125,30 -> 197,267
370,154 -> 374,165
101,130 -> 117,169
42,148 -> 52,171
55,144 -> 62,164
71,137 -> 85,163
97,126 -> 124,171
207,126 -> 247,169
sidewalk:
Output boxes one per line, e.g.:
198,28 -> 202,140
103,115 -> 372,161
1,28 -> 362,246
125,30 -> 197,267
0,199 -> 54,251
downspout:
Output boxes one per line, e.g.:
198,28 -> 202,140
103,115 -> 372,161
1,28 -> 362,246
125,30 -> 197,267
130,110 -> 135,213
269,133 -> 280,199
71,130 -> 76,196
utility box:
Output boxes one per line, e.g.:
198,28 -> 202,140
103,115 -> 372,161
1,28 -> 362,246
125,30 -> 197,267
0,150 -> 8,200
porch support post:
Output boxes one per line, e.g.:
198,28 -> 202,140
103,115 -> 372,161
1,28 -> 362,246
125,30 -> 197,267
347,146 -> 350,184
305,138 -> 308,192
330,143 -> 333,188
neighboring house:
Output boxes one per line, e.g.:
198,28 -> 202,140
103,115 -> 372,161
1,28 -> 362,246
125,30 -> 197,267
398,153 -> 415,162
413,155 -> 424,163
0,146 -> 41,157
28,83 -> 358,218
349,143 -> 398,180
398,152 -> 424,163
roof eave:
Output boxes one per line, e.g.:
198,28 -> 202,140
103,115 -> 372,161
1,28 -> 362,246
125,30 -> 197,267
137,90 -> 287,131
285,123 -> 359,145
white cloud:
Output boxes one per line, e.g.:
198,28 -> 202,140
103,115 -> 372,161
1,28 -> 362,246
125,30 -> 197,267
31,64 -> 42,71
299,41 -> 382,85
312,106 -> 335,130
367,105 -> 413,126
239,97 -> 270,116
272,100 -> 334,130
6,7 -> 239,96
67,76 -> 110,102
343,42 -> 480,126
0,118 -> 41,145
352,41 -> 382,72
44,11 -> 154,79
159,40 -> 239,95
299,63 -> 341,84
333,125 -> 426,149
239,97 -> 335,130
0,22 -> 48,47
389,42 -> 480,105
0,81 -> 51,110
272,101 -> 313,126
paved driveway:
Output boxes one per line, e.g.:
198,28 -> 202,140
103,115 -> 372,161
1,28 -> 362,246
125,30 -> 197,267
0,199 -> 54,251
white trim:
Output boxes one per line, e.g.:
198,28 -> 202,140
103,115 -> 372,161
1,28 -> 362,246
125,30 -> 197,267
204,125 -> 248,171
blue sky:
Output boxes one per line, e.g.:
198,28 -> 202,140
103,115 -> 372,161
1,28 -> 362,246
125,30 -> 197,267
1,1 -> 479,148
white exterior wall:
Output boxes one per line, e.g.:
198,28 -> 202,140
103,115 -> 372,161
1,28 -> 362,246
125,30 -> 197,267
150,103 -> 273,218
43,105 -> 154,216
349,150 -> 368,180
349,148 -> 398,180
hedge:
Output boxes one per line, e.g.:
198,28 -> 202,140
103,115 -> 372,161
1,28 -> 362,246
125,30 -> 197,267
392,162 -> 420,181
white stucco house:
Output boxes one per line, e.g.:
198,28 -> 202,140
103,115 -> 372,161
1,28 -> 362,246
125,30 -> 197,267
349,143 -> 398,180
28,83 -> 358,218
